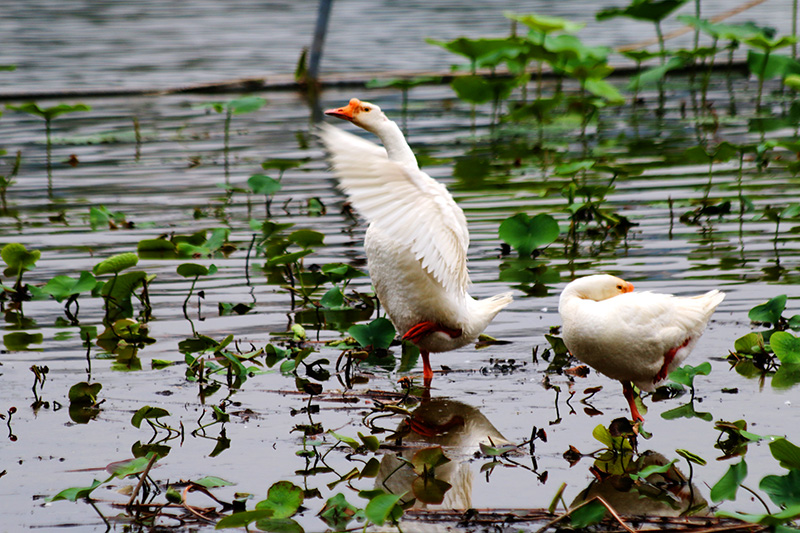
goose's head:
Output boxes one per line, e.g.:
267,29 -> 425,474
564,274 -> 634,302
325,98 -> 387,133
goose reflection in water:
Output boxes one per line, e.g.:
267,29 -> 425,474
572,450 -> 708,517
375,397 -> 511,510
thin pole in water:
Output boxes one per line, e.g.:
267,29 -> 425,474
308,0 -> 333,82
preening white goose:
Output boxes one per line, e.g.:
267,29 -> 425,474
558,274 -> 724,422
318,98 -> 513,382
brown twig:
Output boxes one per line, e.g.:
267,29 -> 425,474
126,453 -> 158,510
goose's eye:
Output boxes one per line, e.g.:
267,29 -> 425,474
362,107 -> 370,112
616,285 -> 623,290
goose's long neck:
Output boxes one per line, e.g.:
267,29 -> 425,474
373,119 -> 418,169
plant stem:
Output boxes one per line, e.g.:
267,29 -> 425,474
45,117 -> 53,197
655,22 -> 666,64
224,107 -> 232,185
756,49 -> 770,113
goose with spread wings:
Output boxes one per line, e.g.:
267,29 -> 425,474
318,98 -> 512,382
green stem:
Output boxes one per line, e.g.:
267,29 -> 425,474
757,49 -> 771,113
224,108 -> 232,185
45,117 -> 53,197
655,22 -> 666,64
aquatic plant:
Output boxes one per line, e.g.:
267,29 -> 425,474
201,96 -> 266,183
0,150 -> 20,212
4,102 -> 90,194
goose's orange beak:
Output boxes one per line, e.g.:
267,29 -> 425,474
325,98 -> 361,121
623,281 -> 634,293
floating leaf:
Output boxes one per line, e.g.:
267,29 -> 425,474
770,438 -> 800,470
216,509 -> 273,529
710,460 -> 748,502
360,490 -> 404,527
49,479 -> 104,502
498,213 -> 559,256
749,295 -> 787,325
760,469 -> 800,508
194,476 -> 234,488
668,362 -> 712,387
318,493 -> 360,531
228,96 -> 266,115
770,331 -> 800,364
42,271 -> 97,302
411,447 -> 451,475
255,481 -> 304,519
717,505 -> 800,526
248,174 -> 282,195
676,448 -> 706,466
348,318 -> 395,350
68,382 -> 102,406
131,406 -> 170,428
570,499 -> 607,528
177,263 -> 210,278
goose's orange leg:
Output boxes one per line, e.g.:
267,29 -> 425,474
621,381 -> 645,422
421,350 -> 433,381
403,321 -> 462,344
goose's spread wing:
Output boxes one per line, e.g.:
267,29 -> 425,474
318,124 -> 469,294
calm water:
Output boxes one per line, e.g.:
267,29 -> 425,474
1,1 -> 800,531
0,0 -> 796,93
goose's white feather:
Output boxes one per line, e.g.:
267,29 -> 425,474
559,274 -> 724,392
318,123 -> 469,295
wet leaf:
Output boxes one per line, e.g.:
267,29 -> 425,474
360,489 -> 404,526
506,12 -> 584,34
107,455 -> 157,478
770,438 -> 800,470
348,318 -> 395,350
288,229 -> 324,249
68,382 -> 102,406
629,460 -> 676,481
49,479 -> 104,502
248,174 -> 282,195
498,213 -> 559,256
760,469 -> 800,507
676,448 -> 706,466
254,517 -> 303,533
177,263 -> 211,278
42,271 -> 96,302
228,96 -> 266,114
255,481 -> 304,519
131,406 -> 170,428
710,459 -> 747,502
717,504 -> 800,526
6,102 -> 91,120
328,430 -> 360,450
569,499 -> 606,528
1,242 -> 40,276
668,362 -> 711,387
318,493 -> 360,530
770,331 -> 800,364
216,509 -> 273,529
734,332 -> 765,354
93,252 -> 138,275
749,295 -> 787,325
358,432 -> 380,452
320,286 -> 345,309
411,447 -> 451,474
596,0 -> 689,23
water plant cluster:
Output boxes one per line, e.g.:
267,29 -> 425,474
2,0 -> 800,531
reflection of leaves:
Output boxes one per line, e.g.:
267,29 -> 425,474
661,402 -> 713,421
773,362 -> 800,389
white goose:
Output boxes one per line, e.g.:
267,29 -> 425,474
558,274 -> 724,421
318,98 -> 512,382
